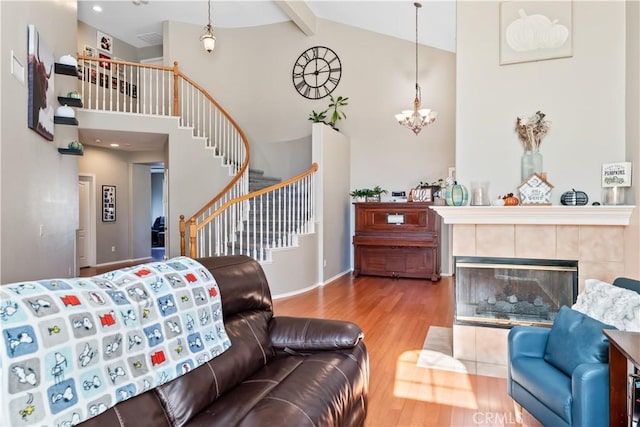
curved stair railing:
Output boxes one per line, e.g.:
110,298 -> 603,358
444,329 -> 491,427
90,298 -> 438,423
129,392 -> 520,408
77,55 -> 317,262
180,163 -> 318,261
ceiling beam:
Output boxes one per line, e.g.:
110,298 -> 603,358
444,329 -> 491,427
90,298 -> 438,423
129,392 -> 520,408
274,0 -> 317,36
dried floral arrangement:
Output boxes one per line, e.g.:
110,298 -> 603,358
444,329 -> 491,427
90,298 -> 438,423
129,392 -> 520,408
515,110 -> 551,151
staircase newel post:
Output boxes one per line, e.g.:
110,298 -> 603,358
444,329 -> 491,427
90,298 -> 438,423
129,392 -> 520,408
173,61 -> 180,117
189,219 -> 197,259
179,215 -> 186,256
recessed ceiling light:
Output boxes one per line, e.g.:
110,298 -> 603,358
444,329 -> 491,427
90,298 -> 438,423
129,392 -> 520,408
93,5 -> 103,12
110,143 -> 120,147
95,139 -> 102,143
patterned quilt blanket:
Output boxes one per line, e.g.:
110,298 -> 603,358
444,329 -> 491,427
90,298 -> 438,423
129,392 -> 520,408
0,257 -> 232,427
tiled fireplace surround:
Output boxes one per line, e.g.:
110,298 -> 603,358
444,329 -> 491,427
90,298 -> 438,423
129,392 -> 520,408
431,205 -> 635,378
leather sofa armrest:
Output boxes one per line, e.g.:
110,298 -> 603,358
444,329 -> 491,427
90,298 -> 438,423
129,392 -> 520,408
571,363 -> 609,427
269,316 -> 364,351
508,326 -> 550,359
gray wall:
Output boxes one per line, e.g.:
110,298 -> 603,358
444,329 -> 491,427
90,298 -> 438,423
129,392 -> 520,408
132,163 -> 152,259
1,0 -> 78,283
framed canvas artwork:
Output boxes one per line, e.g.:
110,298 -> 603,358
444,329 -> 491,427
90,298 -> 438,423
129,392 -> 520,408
27,24 -> 55,141
97,31 -> 113,54
500,1 -> 572,65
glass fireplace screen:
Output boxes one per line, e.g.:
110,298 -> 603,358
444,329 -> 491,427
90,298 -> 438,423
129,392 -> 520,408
454,256 -> 578,328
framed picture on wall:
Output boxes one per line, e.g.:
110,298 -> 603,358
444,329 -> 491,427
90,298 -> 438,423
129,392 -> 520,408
499,1 -> 573,65
97,31 -> 113,54
99,53 -> 111,70
102,185 -> 116,222
27,24 -> 55,141
83,45 -> 96,58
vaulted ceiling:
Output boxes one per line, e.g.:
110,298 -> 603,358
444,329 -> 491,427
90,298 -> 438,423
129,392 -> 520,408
77,0 -> 457,53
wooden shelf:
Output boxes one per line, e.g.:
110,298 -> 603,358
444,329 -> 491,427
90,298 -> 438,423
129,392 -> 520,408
54,116 -> 78,126
58,148 -> 83,156
54,63 -> 78,76
57,96 -> 83,108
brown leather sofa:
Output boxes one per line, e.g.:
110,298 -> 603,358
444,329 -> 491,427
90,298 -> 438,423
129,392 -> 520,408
80,255 -> 369,426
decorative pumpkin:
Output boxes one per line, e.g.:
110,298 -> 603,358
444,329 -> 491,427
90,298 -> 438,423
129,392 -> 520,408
444,182 -> 469,206
561,189 -> 589,206
502,193 -> 520,206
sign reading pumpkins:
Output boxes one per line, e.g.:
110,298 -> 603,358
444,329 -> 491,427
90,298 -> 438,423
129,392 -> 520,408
602,162 -> 632,188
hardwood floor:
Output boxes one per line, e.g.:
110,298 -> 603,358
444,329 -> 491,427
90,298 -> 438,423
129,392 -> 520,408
273,274 -> 543,427
79,258 -> 542,426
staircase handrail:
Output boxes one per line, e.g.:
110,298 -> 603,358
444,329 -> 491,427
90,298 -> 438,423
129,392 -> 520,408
77,54 -> 251,252
180,163 -> 319,259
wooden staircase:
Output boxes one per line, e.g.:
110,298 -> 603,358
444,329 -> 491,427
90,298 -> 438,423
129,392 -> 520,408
76,55 -> 318,264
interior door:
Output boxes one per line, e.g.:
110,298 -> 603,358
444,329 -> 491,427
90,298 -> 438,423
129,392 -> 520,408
78,178 -> 91,268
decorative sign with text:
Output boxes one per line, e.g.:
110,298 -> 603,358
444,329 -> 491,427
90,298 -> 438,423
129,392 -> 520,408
602,162 -> 632,188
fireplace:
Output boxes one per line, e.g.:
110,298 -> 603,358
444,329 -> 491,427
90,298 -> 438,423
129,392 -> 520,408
454,256 -> 578,328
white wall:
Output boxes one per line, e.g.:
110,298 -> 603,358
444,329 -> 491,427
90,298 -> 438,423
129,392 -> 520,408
625,0 -> 640,278
457,1 -> 626,205
312,123 -> 351,281
1,0 -> 78,283
163,18 -> 456,202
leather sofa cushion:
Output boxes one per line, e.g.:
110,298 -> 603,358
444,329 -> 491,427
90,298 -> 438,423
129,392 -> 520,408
184,342 -> 368,427
543,306 -> 615,376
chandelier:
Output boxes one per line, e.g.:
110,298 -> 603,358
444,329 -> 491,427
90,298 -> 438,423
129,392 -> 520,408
395,2 -> 437,135
200,0 -> 216,53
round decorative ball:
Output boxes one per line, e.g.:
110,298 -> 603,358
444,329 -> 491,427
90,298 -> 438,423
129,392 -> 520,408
444,182 -> 469,206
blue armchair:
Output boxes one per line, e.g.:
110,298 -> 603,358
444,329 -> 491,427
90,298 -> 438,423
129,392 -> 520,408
507,277 -> 640,427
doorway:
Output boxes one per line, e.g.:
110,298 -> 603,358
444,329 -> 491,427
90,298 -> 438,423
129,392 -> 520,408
78,174 -> 96,268
150,166 -> 166,261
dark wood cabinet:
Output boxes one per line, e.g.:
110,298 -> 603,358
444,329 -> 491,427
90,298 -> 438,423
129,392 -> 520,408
352,202 -> 441,281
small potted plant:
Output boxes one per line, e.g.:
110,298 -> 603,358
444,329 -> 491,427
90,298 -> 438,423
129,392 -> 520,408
308,109 -> 328,124
367,186 -> 387,202
350,188 -> 368,202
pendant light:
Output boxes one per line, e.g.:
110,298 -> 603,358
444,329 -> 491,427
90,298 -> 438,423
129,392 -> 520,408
201,0 -> 216,53
394,2 -> 437,135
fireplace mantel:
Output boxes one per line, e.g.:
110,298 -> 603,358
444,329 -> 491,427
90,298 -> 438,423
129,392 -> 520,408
430,205 -> 635,226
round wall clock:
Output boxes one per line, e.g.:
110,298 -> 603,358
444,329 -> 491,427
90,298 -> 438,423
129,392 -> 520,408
292,46 -> 342,99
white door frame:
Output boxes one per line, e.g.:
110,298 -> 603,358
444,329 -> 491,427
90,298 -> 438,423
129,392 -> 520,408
79,173 -> 97,267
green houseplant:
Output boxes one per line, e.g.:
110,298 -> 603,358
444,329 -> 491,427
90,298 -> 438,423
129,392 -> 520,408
350,186 -> 387,202
308,109 -> 328,123
327,95 -> 348,129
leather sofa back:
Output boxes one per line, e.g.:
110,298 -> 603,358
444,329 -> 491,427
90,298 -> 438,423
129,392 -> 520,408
156,256 -> 277,425
79,255 -> 278,427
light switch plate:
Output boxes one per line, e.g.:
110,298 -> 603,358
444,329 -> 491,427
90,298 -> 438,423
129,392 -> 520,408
11,50 -> 24,85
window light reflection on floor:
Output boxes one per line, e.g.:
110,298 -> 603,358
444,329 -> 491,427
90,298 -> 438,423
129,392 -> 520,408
394,350 -> 478,409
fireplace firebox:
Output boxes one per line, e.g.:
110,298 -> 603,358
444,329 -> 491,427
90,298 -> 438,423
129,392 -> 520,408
454,256 -> 578,328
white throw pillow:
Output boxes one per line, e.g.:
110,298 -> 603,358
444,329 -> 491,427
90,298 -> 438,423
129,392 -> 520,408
572,279 -> 640,332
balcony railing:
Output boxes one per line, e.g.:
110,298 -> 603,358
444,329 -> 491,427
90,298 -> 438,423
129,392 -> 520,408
77,55 -> 317,263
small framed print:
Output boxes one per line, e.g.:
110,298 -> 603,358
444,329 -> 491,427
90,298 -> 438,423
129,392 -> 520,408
97,31 -> 113,54
102,185 -> 116,222
83,45 -> 96,58
99,53 -> 111,70
411,188 -> 432,202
